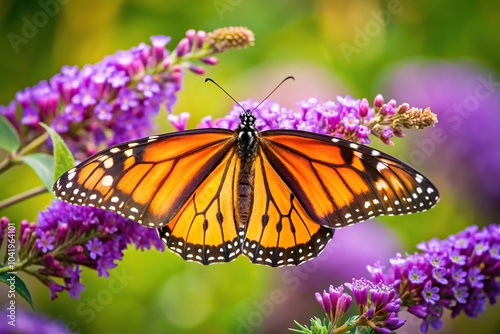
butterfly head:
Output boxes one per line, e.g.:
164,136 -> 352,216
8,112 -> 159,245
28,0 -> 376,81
240,109 -> 256,129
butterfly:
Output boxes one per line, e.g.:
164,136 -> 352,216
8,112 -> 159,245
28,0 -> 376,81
53,78 -> 439,267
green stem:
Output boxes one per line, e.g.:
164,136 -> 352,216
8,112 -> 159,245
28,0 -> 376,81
0,259 -> 30,275
330,322 -> 356,334
0,132 -> 49,175
0,186 -> 48,211
0,154 -> 15,174
18,132 -> 49,157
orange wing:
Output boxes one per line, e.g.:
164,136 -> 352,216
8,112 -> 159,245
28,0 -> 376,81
242,149 -> 334,267
157,150 -> 242,264
259,130 -> 440,229
53,129 -> 236,228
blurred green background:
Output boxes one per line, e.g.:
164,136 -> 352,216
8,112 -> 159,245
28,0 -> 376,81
0,0 -> 499,333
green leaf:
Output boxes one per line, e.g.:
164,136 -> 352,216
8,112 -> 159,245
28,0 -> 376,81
0,115 -> 20,153
39,123 -> 74,181
21,153 -> 55,191
0,272 -> 35,310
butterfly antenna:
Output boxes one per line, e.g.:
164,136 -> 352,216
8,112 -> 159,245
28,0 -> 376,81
205,78 -> 247,112
251,76 -> 295,112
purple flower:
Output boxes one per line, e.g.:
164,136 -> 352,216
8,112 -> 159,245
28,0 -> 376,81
453,285 -> 469,304
0,27 -> 255,161
94,100 -> 114,121
5,200 -> 165,299
422,281 -> 440,304
66,265 -> 85,299
341,113 -> 360,131
108,70 -> 129,88
118,88 -> 139,111
408,267 -> 427,284
21,106 -> 40,126
450,250 -> 466,265
468,267 -> 485,288
137,74 -> 161,98
451,266 -> 467,284
432,267 -> 448,285
71,87 -> 97,107
150,35 -> 171,63
36,231 -> 55,253
168,112 -> 190,131
199,95 -> 435,146
63,104 -> 85,123
345,278 -> 371,311
366,224 -> 500,332
315,285 -> 352,327
86,238 -> 104,260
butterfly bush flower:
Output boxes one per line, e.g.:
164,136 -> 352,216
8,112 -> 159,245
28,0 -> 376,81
293,224 -> 500,333
0,201 -> 165,300
197,95 -> 437,145
0,26 -> 254,161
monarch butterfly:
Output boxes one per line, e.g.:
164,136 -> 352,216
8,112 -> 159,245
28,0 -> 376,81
53,78 -> 439,267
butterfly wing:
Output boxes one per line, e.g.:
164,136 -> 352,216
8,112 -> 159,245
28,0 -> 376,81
258,130 -> 440,229
242,148 -> 335,267
157,150 -> 242,264
53,129 -> 236,228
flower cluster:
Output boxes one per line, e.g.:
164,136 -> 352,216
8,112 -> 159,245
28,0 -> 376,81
368,224 -> 500,332
311,280 -> 404,334
196,94 -> 437,145
0,201 -> 164,300
293,224 -> 500,333
315,285 -> 352,328
0,26 -> 254,161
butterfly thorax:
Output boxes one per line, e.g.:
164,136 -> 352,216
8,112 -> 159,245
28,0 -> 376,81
235,111 -> 259,229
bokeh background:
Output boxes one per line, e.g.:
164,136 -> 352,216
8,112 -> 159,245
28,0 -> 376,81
0,0 -> 499,333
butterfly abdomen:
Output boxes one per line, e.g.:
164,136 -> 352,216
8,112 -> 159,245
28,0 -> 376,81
235,115 -> 259,229
235,159 -> 255,229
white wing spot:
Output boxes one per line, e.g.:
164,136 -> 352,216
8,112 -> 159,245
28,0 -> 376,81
415,174 -> 424,184
376,162 -> 386,172
349,143 -> 359,149
104,158 -> 114,169
102,175 -> 114,187
111,196 -> 119,203
67,171 -> 76,181
371,150 -> 380,156
110,147 -> 120,153
128,142 -> 139,148
124,149 -> 134,157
